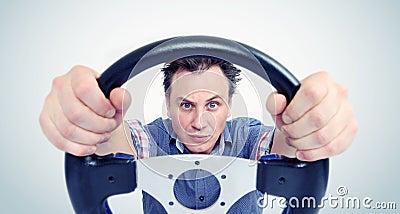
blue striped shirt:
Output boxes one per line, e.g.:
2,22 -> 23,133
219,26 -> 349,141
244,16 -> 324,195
127,117 -> 274,213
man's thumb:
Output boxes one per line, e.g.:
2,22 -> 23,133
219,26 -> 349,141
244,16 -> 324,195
266,92 -> 287,116
110,88 -> 131,122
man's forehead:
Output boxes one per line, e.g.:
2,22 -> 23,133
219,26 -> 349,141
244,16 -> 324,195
169,68 -> 230,99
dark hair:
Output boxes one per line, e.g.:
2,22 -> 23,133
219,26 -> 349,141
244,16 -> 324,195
162,57 -> 241,98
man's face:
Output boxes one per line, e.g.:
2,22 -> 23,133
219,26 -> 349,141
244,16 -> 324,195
166,66 -> 232,154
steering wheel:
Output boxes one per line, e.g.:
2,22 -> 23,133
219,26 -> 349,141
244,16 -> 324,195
64,36 -> 329,214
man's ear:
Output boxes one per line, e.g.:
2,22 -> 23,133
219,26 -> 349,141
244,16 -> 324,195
165,93 -> 171,118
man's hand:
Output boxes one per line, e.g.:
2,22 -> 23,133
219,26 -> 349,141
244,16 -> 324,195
39,65 -> 131,156
267,72 -> 358,161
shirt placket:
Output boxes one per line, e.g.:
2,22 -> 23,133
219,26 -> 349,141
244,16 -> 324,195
195,169 -> 207,209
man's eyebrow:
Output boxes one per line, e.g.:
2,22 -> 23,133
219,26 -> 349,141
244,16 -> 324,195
175,95 -> 223,103
206,95 -> 223,102
176,97 -> 193,103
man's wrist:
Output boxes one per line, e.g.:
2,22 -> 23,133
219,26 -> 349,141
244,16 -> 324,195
270,129 -> 296,158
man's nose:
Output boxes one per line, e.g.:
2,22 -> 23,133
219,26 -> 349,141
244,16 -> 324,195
191,108 -> 204,130
191,108 -> 213,131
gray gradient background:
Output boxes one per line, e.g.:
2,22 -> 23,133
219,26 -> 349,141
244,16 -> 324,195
0,0 -> 399,213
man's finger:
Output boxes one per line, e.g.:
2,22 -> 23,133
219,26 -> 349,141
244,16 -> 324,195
282,87 -> 341,139
70,65 -> 116,118
266,92 -> 287,116
295,119 -> 358,161
52,100 -> 111,145
57,75 -> 117,133
282,72 -> 330,124
110,88 -> 132,124
287,101 -> 354,150
40,112 -> 97,156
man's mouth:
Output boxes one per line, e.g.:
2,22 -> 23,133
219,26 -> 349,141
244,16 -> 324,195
187,134 -> 211,143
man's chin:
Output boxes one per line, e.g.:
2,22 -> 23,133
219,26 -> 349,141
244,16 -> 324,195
187,135 -> 211,144
184,142 -> 213,154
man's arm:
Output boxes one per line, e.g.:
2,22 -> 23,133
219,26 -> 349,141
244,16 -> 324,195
39,65 -> 132,156
95,122 -> 137,157
268,72 -> 358,161
270,129 -> 297,158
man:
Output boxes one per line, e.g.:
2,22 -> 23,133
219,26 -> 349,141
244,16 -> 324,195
39,57 -> 358,212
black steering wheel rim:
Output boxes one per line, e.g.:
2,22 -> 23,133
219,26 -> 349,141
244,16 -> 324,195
97,35 -> 300,103
65,36 -> 329,214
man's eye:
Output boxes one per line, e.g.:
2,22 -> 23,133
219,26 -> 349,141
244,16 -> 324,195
182,103 -> 192,109
208,102 -> 218,109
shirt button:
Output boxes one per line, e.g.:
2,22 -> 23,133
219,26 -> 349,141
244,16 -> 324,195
199,195 -> 205,201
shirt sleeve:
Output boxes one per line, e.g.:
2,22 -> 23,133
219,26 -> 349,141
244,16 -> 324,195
246,118 -> 274,160
125,119 -> 151,159
253,126 -> 275,160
